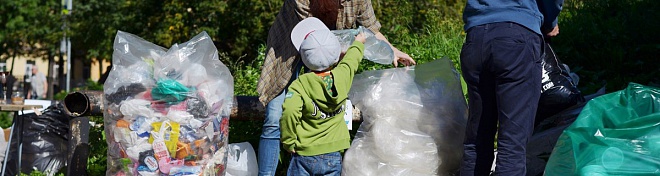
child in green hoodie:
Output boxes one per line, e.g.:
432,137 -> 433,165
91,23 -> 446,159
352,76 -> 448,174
280,17 -> 366,175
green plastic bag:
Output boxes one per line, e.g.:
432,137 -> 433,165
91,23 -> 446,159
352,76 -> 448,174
544,82 -> 660,175
151,78 -> 190,104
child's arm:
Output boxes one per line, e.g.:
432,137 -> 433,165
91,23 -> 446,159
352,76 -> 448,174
280,84 -> 304,153
335,41 -> 364,74
332,35 -> 365,93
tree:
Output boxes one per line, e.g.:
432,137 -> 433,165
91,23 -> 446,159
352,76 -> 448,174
0,0 -> 62,66
71,0 -> 229,59
0,0 -> 64,99
69,0 -> 282,65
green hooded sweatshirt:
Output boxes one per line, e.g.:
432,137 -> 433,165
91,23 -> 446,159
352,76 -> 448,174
281,41 -> 364,156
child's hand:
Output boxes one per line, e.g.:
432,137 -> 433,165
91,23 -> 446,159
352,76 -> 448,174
355,33 -> 366,44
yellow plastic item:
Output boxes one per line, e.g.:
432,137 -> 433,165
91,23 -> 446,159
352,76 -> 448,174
149,121 -> 181,155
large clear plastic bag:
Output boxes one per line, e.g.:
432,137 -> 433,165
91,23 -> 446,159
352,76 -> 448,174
332,26 -> 394,65
544,83 -> 660,175
104,31 -> 234,176
342,58 -> 467,176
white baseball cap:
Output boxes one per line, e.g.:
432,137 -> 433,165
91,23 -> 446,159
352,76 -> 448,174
291,17 -> 341,72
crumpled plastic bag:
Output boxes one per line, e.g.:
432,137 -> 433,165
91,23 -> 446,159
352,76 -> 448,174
226,142 -> 258,176
342,58 -> 468,176
104,31 -> 234,176
332,26 -> 394,65
526,86 -> 606,176
537,42 -> 585,123
3,103 -> 70,176
544,82 -> 660,175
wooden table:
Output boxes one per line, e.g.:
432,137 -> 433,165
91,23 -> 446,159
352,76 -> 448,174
0,104 -> 43,175
0,104 -> 43,111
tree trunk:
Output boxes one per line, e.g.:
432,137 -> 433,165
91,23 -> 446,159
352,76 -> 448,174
58,50 -> 65,94
47,50 -> 55,99
9,55 -> 16,75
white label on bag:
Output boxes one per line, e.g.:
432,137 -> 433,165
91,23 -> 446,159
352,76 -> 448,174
344,100 -> 353,130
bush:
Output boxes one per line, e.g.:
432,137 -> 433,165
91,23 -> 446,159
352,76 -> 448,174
552,0 -> 660,94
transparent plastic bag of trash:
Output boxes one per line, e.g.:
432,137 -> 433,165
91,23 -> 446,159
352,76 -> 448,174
105,31 -> 234,176
342,58 -> 468,176
332,26 -> 394,65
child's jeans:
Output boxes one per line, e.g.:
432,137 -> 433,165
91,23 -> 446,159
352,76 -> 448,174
287,152 -> 342,176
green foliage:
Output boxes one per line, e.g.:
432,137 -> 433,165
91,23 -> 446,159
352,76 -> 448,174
370,0 -> 464,45
67,0 -> 467,67
552,0 -> 660,94
86,116 -> 107,176
53,90 -> 68,101
19,171 -> 64,176
0,112 -> 12,129
71,0 -> 232,61
214,0 -> 283,59
69,0 -> 125,60
399,20 -> 469,96
229,45 -> 265,96
70,0 -> 282,64
0,0 -> 62,64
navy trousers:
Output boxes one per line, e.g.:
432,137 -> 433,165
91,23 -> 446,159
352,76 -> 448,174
459,22 -> 543,176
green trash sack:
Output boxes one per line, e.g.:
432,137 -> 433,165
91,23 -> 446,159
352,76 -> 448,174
544,82 -> 660,175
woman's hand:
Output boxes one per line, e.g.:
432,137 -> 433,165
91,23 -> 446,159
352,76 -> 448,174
372,31 -> 416,67
392,47 -> 416,67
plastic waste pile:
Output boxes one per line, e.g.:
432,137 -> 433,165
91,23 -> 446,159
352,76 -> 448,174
332,26 -> 394,65
104,31 -> 234,176
544,83 -> 660,176
342,58 -> 468,176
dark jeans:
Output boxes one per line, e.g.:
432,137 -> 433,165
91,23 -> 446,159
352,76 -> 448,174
459,22 -> 543,176
287,152 -> 342,176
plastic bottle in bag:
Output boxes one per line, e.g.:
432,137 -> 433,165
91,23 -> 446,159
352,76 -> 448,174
331,26 -> 394,65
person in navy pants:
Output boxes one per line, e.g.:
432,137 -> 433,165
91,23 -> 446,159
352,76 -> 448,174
459,0 -> 564,175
